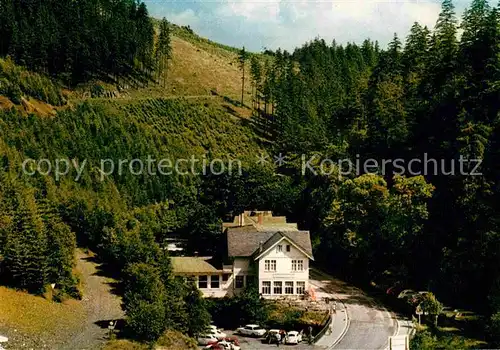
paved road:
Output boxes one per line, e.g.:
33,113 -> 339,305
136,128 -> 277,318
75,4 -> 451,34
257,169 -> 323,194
310,269 -> 397,350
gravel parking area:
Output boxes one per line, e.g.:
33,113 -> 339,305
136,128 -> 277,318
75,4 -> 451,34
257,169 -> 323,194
199,330 -> 320,350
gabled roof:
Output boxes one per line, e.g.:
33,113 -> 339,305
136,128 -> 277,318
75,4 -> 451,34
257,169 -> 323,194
224,212 -> 314,260
253,231 -> 314,260
171,257 -> 222,275
226,226 -> 314,260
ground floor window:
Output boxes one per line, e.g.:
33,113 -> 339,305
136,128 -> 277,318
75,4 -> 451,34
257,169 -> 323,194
222,274 -> 229,282
211,275 -> 220,288
262,281 -> 271,294
285,281 -> 294,294
296,281 -> 305,294
274,281 -> 283,294
235,275 -> 244,289
198,275 -> 208,289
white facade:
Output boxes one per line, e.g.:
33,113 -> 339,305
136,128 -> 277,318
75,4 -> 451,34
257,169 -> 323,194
191,238 -> 311,299
231,258 -> 251,294
191,258 -> 253,298
188,208 -> 314,299
193,273 -> 231,298
256,238 -> 309,299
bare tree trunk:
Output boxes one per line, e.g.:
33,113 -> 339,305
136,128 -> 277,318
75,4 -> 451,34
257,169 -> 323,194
164,59 -> 169,89
241,65 -> 245,106
251,83 -> 254,111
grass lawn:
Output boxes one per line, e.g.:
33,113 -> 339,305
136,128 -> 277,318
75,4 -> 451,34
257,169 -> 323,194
0,286 -> 84,337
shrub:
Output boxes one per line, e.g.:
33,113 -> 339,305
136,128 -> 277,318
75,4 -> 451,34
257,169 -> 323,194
184,278 -> 211,336
103,340 -> 148,350
420,292 -> 443,327
206,287 -> 268,330
91,84 -> 105,98
489,312 -> 500,345
410,329 -> 470,350
126,299 -> 166,342
156,330 -> 198,349
0,58 -> 64,105
123,263 -> 168,342
5,83 -> 22,104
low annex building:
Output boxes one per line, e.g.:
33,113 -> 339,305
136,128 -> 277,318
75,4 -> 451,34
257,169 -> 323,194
171,211 -> 314,299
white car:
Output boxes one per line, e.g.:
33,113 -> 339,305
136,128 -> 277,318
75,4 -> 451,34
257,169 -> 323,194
208,324 -> 226,332
286,330 -> 303,344
0,335 -> 7,350
236,324 -> 267,337
204,340 -> 241,350
198,334 -> 219,345
205,328 -> 227,340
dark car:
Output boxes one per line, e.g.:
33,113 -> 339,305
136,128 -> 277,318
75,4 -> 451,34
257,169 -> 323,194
263,329 -> 280,344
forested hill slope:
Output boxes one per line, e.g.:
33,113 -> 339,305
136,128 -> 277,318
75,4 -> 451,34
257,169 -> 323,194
1,0 -> 500,348
0,1 -> 274,346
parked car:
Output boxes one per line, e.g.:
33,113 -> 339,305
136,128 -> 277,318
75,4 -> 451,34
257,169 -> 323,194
204,340 -> 241,350
286,330 -> 303,344
264,329 -> 281,344
198,334 -> 219,345
236,324 -> 267,337
0,335 -> 7,350
397,289 -> 417,299
208,324 -> 224,332
205,328 -> 227,340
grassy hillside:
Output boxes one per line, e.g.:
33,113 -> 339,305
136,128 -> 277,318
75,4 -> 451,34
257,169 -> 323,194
0,18 -> 273,349
0,286 -> 85,348
0,23 -> 256,111
126,34 -> 254,103
0,24 -> 264,163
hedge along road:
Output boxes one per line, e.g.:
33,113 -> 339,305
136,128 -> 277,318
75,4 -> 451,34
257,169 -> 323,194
309,269 -> 397,350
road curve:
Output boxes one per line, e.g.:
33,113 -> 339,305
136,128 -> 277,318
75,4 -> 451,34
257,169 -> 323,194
310,269 -> 397,350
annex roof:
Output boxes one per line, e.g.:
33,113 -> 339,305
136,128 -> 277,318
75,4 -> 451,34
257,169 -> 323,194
171,257 -> 222,275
